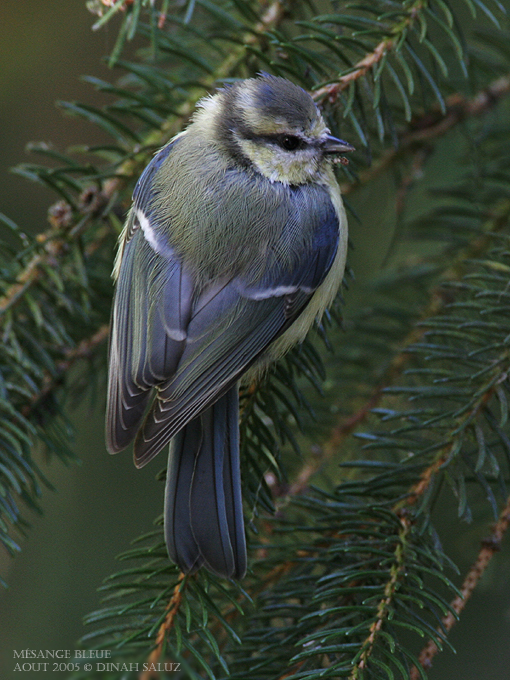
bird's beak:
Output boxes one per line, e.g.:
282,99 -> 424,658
323,134 -> 355,155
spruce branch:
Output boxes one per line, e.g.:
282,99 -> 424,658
21,324 -> 109,418
314,0 -> 427,102
339,248 -> 510,673
410,492 -> 510,679
341,74 -> 510,197
242,191 -> 510,677
0,186 -> 112,318
279,195 -> 510,503
6,2 -> 510,675
350,511 -> 414,679
141,572 -> 186,680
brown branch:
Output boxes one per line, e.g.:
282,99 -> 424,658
272,157 -> 510,675
245,326 -> 510,679
0,254 -> 44,315
314,0 -> 426,102
347,380 -> 508,678
95,0 -> 134,9
410,493 -> 510,680
21,324 -> 110,418
277,300 -> 442,501
315,39 -> 391,102
341,74 -> 510,197
348,330 -> 510,676
140,573 -> 186,680
281,186 -> 510,501
351,513 -> 413,678
0,189 -> 111,317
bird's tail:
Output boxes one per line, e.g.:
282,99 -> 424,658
164,385 -> 247,579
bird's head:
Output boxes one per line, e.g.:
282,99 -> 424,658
194,75 -> 354,185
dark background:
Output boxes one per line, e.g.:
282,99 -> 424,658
0,2 -> 509,679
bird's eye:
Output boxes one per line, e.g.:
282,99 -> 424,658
280,135 -> 301,151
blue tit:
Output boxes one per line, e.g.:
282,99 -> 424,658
106,74 -> 353,579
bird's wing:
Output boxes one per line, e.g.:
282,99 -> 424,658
106,226 -> 195,453
106,139 -> 196,453
133,196 -> 340,467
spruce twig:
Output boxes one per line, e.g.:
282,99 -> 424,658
410,493 -> 510,679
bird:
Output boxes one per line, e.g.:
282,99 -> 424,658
106,74 -> 353,579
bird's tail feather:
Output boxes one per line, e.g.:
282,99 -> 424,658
164,385 -> 247,579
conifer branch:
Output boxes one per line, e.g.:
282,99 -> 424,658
254,192 -> 510,676
341,74 -> 510,197
141,573 -> 186,680
344,349 -> 510,675
6,4 -> 510,674
410,493 -> 510,679
0,188 -> 111,318
314,0 -> 427,102
21,324 -> 109,418
282,197 -> 510,501
350,512 -> 413,678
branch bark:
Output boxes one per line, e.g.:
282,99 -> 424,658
341,74 -> 510,196
313,0 -> 426,102
410,493 -> 510,679
141,573 -> 186,680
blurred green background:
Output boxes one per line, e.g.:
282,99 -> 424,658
0,2 -> 163,676
0,2 -> 509,679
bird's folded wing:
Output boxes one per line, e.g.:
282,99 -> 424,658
106,225 -> 194,453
